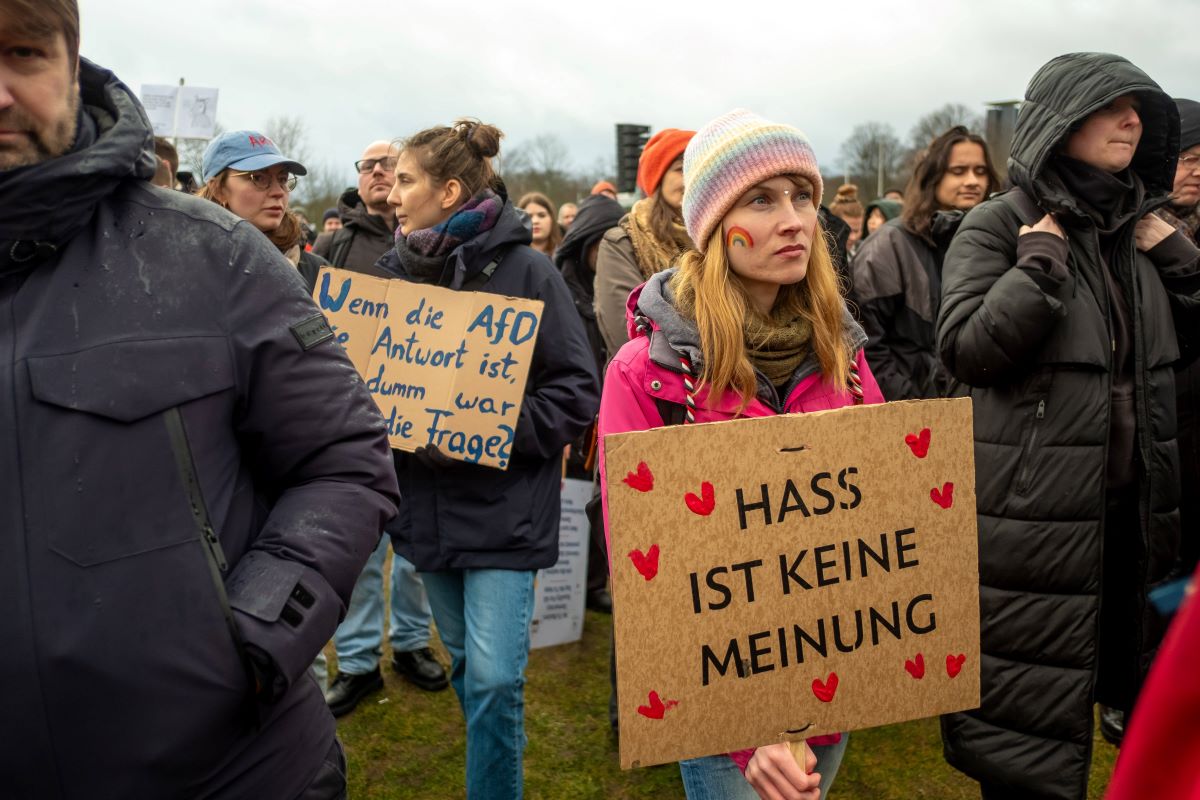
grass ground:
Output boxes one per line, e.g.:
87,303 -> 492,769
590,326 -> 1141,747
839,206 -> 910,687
330,610 -> 1117,799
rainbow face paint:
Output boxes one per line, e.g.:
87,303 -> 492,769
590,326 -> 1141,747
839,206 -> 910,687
726,226 -> 754,249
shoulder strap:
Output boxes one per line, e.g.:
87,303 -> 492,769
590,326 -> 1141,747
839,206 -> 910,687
461,246 -> 510,292
653,397 -> 689,427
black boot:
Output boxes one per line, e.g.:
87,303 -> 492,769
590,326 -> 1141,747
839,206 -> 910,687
324,667 -> 383,717
392,647 -> 449,692
1100,705 -> 1125,747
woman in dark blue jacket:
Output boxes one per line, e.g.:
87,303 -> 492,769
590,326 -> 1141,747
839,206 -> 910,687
378,119 -> 599,800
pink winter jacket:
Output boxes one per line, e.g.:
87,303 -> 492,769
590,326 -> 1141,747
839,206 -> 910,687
597,273 -> 884,773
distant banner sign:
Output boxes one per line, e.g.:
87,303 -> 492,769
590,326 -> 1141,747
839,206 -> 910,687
314,267 -> 543,470
139,84 -> 219,139
530,478 -> 591,650
604,398 -> 980,769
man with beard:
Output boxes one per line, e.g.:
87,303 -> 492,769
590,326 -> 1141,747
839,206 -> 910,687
0,2 -> 399,797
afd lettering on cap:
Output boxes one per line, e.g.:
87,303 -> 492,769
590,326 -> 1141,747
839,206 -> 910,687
247,135 -> 274,148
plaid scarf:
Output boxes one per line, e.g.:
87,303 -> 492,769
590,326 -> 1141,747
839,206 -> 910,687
394,189 -> 504,281
1158,203 -> 1200,243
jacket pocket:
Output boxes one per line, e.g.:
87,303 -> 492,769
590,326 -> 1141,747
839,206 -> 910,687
25,337 -> 235,566
1013,372 -> 1054,497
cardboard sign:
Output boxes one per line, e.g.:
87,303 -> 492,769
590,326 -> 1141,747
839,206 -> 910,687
315,267 -> 542,470
530,478 -> 592,649
604,398 -> 980,769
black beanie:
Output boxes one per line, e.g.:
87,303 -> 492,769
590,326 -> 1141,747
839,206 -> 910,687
1176,98 -> 1200,152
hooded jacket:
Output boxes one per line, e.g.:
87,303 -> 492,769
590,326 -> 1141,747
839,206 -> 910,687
850,213 -> 964,399
0,61 -> 399,799
860,198 -> 903,242
378,195 -> 600,571
556,194 -> 627,373
313,187 -> 396,277
936,53 -> 1200,799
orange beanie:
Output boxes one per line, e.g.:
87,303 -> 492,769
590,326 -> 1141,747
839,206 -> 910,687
637,128 -> 696,196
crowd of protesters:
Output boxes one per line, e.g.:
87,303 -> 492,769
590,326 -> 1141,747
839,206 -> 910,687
4,1 -> 1200,799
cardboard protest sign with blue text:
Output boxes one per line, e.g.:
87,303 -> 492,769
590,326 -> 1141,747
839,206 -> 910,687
315,266 -> 543,470
604,398 -> 980,769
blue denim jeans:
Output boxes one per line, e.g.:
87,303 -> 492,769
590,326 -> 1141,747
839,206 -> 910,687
679,733 -> 849,799
421,569 -> 536,800
332,535 -> 432,675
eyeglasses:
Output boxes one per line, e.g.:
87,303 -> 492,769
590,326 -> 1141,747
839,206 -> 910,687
355,156 -> 398,174
1179,154 -> 1200,172
229,170 -> 298,192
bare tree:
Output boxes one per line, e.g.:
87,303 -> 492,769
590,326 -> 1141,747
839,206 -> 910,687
263,115 -> 310,165
292,160 -> 354,216
501,134 -> 588,208
838,122 -> 906,196
909,103 -> 984,150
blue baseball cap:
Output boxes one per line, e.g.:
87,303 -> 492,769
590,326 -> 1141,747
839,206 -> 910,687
201,130 -> 308,182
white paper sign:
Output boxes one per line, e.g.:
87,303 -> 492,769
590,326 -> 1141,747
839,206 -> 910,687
139,84 -> 219,139
529,478 -> 592,649
140,84 -> 178,137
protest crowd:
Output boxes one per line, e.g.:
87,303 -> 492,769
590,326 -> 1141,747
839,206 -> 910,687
4,1 -> 1200,799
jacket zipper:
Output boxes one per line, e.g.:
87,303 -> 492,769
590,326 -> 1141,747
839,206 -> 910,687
1014,397 -> 1046,496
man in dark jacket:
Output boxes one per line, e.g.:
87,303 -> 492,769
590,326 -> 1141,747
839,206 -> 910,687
316,139 -> 447,718
314,140 -> 398,275
851,126 -> 998,399
937,53 -> 1200,800
0,4 -> 400,798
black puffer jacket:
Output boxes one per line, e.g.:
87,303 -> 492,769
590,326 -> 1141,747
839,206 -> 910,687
0,61 -> 399,799
379,194 -> 600,571
937,53 -> 1200,799
850,214 -> 962,399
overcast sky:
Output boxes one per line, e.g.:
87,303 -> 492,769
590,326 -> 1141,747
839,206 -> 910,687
81,0 -> 1199,188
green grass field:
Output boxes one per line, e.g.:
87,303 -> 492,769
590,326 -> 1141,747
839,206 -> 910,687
329,609 -> 1118,799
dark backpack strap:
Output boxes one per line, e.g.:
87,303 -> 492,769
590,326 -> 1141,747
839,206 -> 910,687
461,247 -> 509,291
653,397 -> 688,427
328,228 -> 355,268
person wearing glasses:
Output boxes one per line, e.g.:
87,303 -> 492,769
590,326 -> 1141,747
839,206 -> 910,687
313,140 -> 402,277
198,130 -> 328,291
312,139 -> 449,717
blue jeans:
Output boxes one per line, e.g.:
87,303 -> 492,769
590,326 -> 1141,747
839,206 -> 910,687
679,733 -> 849,799
333,535 -> 432,675
421,569 -> 536,800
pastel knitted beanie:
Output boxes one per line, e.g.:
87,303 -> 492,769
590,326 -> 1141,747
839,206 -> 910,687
682,109 -> 823,252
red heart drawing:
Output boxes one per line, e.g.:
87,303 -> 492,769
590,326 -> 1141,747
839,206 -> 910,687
623,461 -> 654,492
930,482 -> 954,509
905,428 -> 932,458
946,653 -> 966,678
905,653 -> 925,680
811,672 -> 839,702
636,690 -> 678,720
628,544 -> 660,581
684,481 -> 715,516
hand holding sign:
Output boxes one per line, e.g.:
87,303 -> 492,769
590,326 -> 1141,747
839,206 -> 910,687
604,399 -> 980,770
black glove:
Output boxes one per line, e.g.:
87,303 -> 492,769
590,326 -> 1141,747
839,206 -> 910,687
413,445 -> 457,469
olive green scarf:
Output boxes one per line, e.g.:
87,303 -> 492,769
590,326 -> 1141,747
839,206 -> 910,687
744,308 -> 812,388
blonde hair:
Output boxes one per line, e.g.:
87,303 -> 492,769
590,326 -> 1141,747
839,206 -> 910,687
670,221 -> 850,409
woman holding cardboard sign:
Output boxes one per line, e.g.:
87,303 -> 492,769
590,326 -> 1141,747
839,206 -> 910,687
376,118 -> 599,800
597,109 -> 884,800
